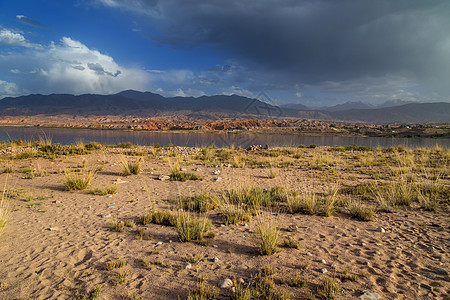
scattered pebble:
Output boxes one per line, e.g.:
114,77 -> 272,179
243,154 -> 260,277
331,264 -> 337,269
375,250 -> 381,255
363,261 -> 370,266
360,242 -> 366,247
47,227 -> 58,231
100,213 -> 111,218
319,268 -> 328,274
214,177 -> 222,182
52,200 -> 61,204
155,242 -> 163,246
212,244 -> 218,248
218,278 -> 233,288
427,246 -> 435,252
306,252 -> 313,256
358,290 -> 381,300
287,225 -> 298,232
331,225 -> 337,229
212,257 -> 219,263
435,268 -> 448,275
108,205 -> 115,208
185,263 -> 192,269
320,259 -> 327,264
376,227 -> 386,233
427,274 -> 436,279
158,175 -> 170,181
353,228 -> 360,232
213,170 -> 221,175
107,195 -> 113,198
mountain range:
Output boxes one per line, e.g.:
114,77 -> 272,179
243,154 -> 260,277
0,90 -> 449,123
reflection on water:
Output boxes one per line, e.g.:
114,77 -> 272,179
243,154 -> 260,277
0,126 -> 448,149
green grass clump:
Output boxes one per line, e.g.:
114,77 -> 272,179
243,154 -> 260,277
226,185 -> 287,209
254,217 -> 280,255
348,201 -> 374,222
2,165 -> 14,174
110,220 -> 125,232
121,157 -> 142,175
140,210 -> 177,226
105,259 -> 126,271
63,170 -> 95,191
187,280 -> 219,300
117,142 -> 134,148
87,184 -> 117,195
79,285 -> 102,300
286,193 -> 319,215
283,236 -> 302,250
178,192 -> 219,212
220,203 -> 252,225
340,269 -> 358,282
170,169 -> 203,182
316,278 -> 340,300
259,265 -> 276,277
175,212 -> 212,242
185,253 -> 204,264
111,269 -> 129,285
288,273 -> 307,288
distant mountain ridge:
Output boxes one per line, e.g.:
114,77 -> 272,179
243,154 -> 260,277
0,90 -> 449,123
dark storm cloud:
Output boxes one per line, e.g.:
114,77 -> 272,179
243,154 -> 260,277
16,15 -> 48,28
101,0 -> 450,94
87,62 -> 121,77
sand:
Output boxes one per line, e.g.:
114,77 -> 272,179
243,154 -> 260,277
0,145 -> 448,299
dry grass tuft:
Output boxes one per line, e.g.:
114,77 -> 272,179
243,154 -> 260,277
121,157 -> 142,175
63,169 -> 95,191
175,212 -> 212,242
254,216 -> 280,255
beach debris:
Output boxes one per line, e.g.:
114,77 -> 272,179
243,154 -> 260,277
218,278 -> 233,288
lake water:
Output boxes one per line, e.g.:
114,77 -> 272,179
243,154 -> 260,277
0,126 -> 448,149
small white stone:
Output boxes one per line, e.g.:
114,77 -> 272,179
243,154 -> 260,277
212,257 -> 219,263
376,227 -> 385,233
185,263 -> 192,269
156,242 -> 163,246
218,278 -> 233,288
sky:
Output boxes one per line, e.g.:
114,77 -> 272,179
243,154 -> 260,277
1,0 -> 450,107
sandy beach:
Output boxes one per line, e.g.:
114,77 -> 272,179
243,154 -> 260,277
0,142 -> 448,299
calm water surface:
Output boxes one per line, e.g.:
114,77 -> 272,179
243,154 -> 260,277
0,126 -> 448,149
